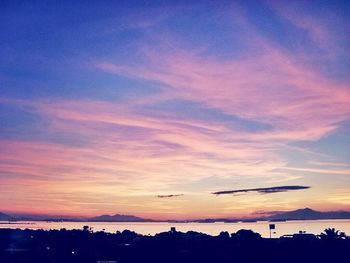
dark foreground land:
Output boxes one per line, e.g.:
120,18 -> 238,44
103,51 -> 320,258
0,228 -> 349,263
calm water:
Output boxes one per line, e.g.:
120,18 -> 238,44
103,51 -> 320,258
1,220 -> 349,238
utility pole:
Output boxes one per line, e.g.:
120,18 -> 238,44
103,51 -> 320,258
269,224 -> 275,238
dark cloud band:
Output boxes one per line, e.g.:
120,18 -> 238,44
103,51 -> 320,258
212,186 -> 310,195
157,194 -> 184,198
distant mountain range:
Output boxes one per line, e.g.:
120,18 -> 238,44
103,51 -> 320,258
0,212 -> 14,221
0,212 -> 153,222
191,208 -> 350,223
266,208 -> 350,221
1,208 -> 350,222
89,214 -> 152,222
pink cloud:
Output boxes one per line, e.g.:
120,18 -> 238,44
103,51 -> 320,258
96,44 -> 349,142
1,4 -> 349,217
267,0 -> 347,52
1,92 -> 348,216
1,96 -> 297,216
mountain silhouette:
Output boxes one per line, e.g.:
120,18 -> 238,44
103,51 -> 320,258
0,212 -> 13,221
2,208 -> 350,222
89,214 -> 150,222
268,208 -> 350,221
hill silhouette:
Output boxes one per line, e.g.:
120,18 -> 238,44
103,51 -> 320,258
1,208 -> 350,222
89,214 -> 150,222
0,212 -> 13,221
268,208 -> 350,221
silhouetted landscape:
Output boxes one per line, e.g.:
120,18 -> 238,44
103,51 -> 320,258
0,227 -> 348,263
267,208 -> 350,221
2,208 -> 350,222
89,214 -> 151,222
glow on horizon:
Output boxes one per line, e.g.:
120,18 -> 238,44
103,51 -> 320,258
0,1 -> 349,219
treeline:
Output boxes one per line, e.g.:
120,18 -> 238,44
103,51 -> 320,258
0,228 -> 348,263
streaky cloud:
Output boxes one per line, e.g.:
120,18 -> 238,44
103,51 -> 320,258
212,186 -> 310,195
157,194 -> 184,198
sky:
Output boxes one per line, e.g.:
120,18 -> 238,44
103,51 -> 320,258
0,0 -> 349,220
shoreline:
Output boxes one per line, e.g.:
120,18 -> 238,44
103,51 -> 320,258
1,219 -> 349,238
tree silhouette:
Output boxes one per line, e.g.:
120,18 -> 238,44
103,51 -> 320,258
320,228 -> 346,240
218,231 -> 230,240
82,225 -> 92,232
232,229 -> 261,241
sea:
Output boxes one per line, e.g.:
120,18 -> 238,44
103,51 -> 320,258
1,220 -> 350,238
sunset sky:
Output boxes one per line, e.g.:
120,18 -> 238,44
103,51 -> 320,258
1,0 -> 349,219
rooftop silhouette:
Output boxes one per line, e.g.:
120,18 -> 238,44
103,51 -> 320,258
0,227 -> 348,263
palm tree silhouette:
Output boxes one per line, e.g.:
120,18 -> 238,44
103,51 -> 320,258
320,228 -> 346,240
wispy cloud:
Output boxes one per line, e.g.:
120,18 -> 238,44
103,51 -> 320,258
0,97 -> 300,216
96,40 -> 349,142
281,167 -> 350,175
1,1 -> 349,218
157,194 -> 184,198
212,186 -> 311,196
